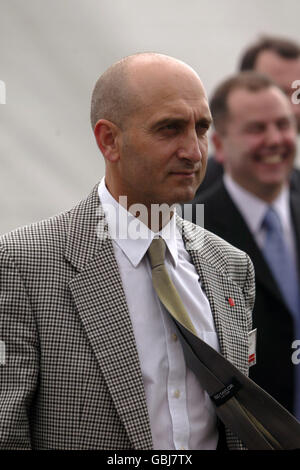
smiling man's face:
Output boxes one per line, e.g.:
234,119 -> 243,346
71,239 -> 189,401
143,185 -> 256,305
216,85 -> 297,201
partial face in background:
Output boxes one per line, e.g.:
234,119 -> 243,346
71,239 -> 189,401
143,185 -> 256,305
214,86 -> 297,201
255,50 -> 300,132
107,57 -> 212,208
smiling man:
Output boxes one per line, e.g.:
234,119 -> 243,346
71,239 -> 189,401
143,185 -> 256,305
194,71 -> 300,419
0,53 -> 255,450
212,74 -> 296,201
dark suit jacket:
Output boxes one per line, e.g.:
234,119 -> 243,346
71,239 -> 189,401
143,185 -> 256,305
0,184 -> 255,450
193,181 -> 300,414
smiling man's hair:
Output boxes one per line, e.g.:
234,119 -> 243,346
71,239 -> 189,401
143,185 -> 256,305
210,71 -> 277,135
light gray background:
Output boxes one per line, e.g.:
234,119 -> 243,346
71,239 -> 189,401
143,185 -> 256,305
1,0 -> 299,234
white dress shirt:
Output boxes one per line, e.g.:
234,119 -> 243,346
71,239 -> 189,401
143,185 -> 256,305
98,178 -> 220,450
223,174 -> 297,260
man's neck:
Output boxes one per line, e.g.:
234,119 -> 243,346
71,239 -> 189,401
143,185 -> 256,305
104,178 -> 175,232
228,175 -> 286,204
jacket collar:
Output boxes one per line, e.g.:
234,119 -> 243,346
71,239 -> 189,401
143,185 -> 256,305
64,183 -> 108,271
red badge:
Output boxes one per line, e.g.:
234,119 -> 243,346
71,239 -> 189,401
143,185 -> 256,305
227,297 -> 235,307
248,353 -> 256,364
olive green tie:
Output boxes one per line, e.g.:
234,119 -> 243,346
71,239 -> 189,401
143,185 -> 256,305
147,237 -> 197,335
147,236 -> 300,450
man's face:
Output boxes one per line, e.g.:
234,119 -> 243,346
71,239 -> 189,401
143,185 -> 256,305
112,62 -> 212,209
255,50 -> 300,132
217,86 -> 297,200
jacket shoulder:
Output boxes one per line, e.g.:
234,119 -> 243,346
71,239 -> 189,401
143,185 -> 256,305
0,210 -> 70,263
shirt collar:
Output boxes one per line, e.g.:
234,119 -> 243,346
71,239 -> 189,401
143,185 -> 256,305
98,178 -> 178,268
271,185 -> 291,232
223,173 -> 291,235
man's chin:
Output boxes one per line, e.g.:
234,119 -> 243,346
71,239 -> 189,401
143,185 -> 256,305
171,188 -> 197,205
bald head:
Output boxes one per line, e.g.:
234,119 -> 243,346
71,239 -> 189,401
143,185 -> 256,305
91,52 -> 210,211
90,53 -> 202,130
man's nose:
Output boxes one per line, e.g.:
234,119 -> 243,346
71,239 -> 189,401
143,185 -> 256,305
264,124 -> 284,147
177,130 -> 202,161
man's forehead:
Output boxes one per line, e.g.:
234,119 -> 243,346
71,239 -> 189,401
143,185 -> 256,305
137,94 -> 211,127
227,86 -> 290,116
124,56 -> 211,122
132,82 -> 209,123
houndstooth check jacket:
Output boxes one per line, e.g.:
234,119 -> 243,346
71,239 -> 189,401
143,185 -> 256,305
0,184 -> 255,450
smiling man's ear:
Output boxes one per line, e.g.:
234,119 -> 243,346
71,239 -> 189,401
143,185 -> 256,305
212,131 -> 226,164
94,119 -> 121,162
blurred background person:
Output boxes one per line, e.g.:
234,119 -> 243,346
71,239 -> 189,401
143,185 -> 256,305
240,36 -> 300,138
192,72 -> 300,420
196,35 -> 300,196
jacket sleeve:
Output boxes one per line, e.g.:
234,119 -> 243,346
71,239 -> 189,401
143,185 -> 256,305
0,246 -> 39,449
242,253 -> 256,333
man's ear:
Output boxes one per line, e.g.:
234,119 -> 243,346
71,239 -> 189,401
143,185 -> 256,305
211,131 -> 226,164
94,119 -> 120,162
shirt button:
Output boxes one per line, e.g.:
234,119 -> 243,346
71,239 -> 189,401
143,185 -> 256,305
172,333 -> 178,342
174,389 -> 180,399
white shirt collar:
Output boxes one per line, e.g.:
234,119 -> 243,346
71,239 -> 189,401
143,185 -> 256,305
223,173 -> 291,235
98,178 -> 179,268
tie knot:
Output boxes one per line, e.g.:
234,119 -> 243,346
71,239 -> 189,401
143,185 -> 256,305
148,237 -> 166,269
262,207 -> 282,233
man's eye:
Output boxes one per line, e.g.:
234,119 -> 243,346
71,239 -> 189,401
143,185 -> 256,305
245,124 -> 265,134
277,119 -> 291,130
159,124 -> 180,134
196,124 -> 209,135
163,124 -> 178,130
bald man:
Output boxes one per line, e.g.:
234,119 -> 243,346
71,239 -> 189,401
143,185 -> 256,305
0,53 -> 255,450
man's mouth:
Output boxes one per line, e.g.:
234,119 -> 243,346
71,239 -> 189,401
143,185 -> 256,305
171,168 -> 198,176
172,171 -> 195,175
254,154 -> 284,164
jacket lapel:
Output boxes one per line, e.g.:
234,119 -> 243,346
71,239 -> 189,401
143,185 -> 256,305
178,217 -> 249,376
65,185 -> 152,450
